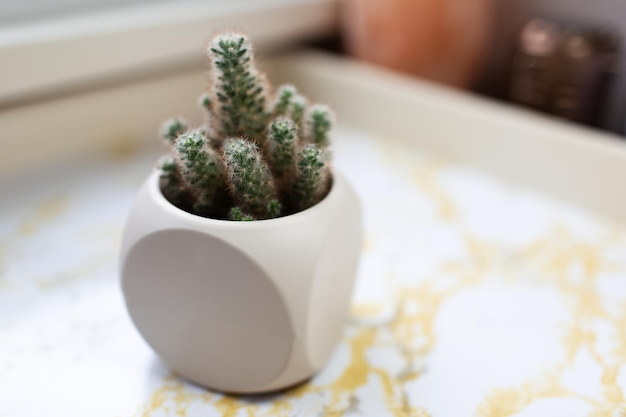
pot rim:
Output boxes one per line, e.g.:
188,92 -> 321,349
147,169 -> 343,230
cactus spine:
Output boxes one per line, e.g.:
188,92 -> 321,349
273,84 -> 296,116
157,32 -> 335,221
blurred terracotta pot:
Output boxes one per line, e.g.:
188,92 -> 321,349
342,0 -> 494,88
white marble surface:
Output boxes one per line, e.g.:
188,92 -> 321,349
1,126 -> 626,417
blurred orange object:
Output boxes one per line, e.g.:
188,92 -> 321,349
342,0 -> 494,88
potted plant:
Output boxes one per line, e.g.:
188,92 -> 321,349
119,33 -> 362,394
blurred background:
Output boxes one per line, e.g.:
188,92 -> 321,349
0,0 -> 624,178
4,3 -> 626,414
342,0 -> 624,133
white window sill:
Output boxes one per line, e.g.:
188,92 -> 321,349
0,0 -> 337,105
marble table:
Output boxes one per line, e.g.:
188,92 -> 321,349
2,126 -> 626,417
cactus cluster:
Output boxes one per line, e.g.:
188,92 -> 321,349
157,33 -> 334,221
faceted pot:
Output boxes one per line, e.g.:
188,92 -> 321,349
119,170 -> 362,394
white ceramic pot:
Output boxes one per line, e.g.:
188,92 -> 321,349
120,170 -> 362,394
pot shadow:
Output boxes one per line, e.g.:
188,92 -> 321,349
144,355 -> 315,405
144,355 -> 173,382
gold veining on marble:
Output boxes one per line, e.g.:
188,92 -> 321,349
413,162 -> 457,221
475,227 -> 626,417
350,303 -> 385,318
0,195 -> 69,288
19,195 -> 69,237
36,254 -> 111,290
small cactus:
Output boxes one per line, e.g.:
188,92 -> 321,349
292,144 -> 331,211
198,92 -> 212,112
158,156 -> 187,206
223,138 -> 278,219
290,94 -> 308,127
175,131 -> 224,215
208,34 -> 269,144
160,117 -> 187,144
156,32 -> 335,221
273,84 -> 296,116
267,117 -> 297,180
304,105 -> 333,147
229,207 -> 255,221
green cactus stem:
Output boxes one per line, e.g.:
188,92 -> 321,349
194,126 -> 209,140
290,94 -> 307,127
229,207 -> 255,221
223,138 -> 279,219
304,104 -> 333,147
198,92 -> 212,112
267,199 -> 282,218
160,117 -> 188,144
157,156 -> 186,205
292,144 -> 331,211
208,33 -> 269,144
273,84 -> 296,116
266,117 -> 297,179
175,131 -> 224,215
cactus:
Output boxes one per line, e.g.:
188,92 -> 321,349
158,156 -> 188,206
292,144 -> 331,211
304,105 -> 333,147
266,117 -> 297,180
160,117 -> 188,144
208,34 -> 269,144
156,32 -> 335,221
223,138 -> 279,218
273,84 -> 296,116
198,93 -> 212,112
290,94 -> 308,127
229,207 -> 255,221
175,131 -> 224,215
